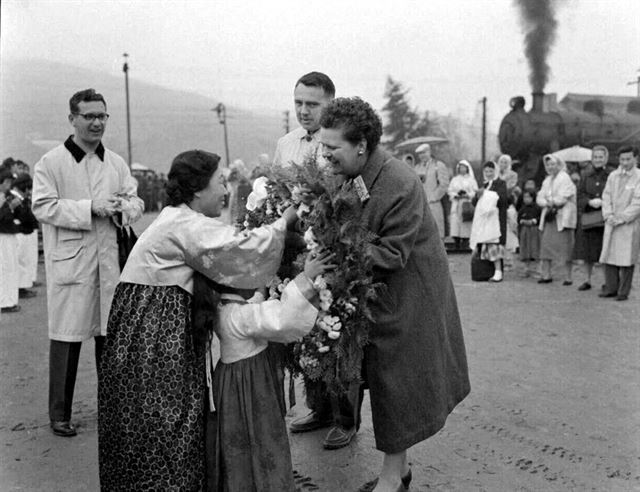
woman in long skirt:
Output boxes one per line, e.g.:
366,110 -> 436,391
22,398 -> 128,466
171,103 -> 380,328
98,150 -> 296,490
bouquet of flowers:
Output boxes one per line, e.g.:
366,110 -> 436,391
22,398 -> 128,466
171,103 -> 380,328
239,156 -> 378,395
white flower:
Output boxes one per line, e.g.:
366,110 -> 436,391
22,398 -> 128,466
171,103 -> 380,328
319,289 -> 333,303
318,346 -> 330,353
331,321 -> 342,331
327,330 -> 340,340
277,278 -> 290,293
296,202 -> 311,219
246,192 -> 260,211
320,300 -> 332,312
252,176 -> 269,199
343,303 -> 356,315
317,319 -> 331,332
303,227 -> 317,248
313,275 -> 327,291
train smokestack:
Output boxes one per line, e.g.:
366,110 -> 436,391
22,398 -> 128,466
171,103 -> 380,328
532,92 -> 545,112
514,0 -> 559,93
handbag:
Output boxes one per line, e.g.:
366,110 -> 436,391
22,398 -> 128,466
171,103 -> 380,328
117,225 -> 138,271
581,210 -> 604,229
461,200 -> 475,222
470,249 -> 495,281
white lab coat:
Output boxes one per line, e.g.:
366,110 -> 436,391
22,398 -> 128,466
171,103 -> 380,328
32,143 -> 143,341
599,167 -> 640,267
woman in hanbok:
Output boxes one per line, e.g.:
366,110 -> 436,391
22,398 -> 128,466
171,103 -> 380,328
447,159 -> 478,251
209,251 -> 334,491
97,150 -> 297,491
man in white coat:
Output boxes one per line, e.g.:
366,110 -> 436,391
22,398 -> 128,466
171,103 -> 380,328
598,145 -> 640,301
32,89 -> 144,436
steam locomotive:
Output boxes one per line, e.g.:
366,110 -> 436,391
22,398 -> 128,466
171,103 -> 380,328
498,92 -> 640,184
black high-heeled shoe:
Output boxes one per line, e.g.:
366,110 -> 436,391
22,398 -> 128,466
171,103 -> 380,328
357,468 -> 412,491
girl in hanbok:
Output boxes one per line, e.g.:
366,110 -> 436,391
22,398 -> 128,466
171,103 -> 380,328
517,190 -> 541,277
98,150 -> 297,491
208,250 -> 335,492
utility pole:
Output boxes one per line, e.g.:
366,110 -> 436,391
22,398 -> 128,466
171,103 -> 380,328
627,69 -> 640,97
122,53 -> 132,168
214,103 -> 230,167
480,96 -> 487,164
283,110 -> 290,134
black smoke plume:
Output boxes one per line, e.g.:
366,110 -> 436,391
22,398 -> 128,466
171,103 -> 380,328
514,0 -> 559,92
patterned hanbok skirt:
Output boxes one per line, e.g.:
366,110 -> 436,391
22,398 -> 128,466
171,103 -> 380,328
98,282 -> 205,491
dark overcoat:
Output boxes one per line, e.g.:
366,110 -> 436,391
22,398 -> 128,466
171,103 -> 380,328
358,148 -> 470,453
473,178 -> 508,245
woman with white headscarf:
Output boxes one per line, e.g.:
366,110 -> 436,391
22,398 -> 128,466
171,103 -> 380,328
448,160 -> 478,250
536,154 -> 577,284
497,154 -> 519,194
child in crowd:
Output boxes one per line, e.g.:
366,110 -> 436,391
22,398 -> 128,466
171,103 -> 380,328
208,250 -> 335,492
517,190 -> 541,277
516,179 -> 538,210
0,169 -> 21,313
505,196 -> 520,269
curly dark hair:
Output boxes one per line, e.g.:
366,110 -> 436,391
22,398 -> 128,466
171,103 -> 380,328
166,150 -> 220,206
320,97 -> 382,153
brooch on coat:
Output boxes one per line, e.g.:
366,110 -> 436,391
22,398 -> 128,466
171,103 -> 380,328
353,175 -> 370,203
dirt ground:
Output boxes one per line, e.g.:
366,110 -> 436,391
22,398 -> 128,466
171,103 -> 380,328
1,214 -> 639,491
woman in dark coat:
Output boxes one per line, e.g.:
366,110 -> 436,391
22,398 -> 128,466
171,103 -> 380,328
319,98 -> 470,492
575,145 -> 610,291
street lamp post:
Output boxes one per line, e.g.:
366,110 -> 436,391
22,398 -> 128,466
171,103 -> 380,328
479,96 -> 487,164
214,103 -> 230,167
122,53 -> 132,168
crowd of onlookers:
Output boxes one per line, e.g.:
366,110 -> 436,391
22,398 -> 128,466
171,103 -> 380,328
2,143 -> 639,318
0,157 -> 41,314
132,171 -> 167,213
434,144 -> 640,301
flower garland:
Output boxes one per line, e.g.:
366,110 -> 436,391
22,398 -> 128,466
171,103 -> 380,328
240,156 -> 378,395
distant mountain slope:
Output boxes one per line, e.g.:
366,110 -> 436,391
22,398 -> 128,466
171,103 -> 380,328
1,59 -> 285,172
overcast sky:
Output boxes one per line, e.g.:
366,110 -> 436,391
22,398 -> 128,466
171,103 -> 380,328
2,0 -> 639,131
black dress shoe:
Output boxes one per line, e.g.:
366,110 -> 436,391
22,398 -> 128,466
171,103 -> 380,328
357,469 -> 412,492
598,292 -> 617,298
51,421 -> 77,437
289,412 -> 332,433
537,278 -> 552,284
577,282 -> 591,291
1,305 -> 21,313
616,295 -> 628,301
323,425 -> 357,450
19,289 -> 37,299
562,280 -> 573,286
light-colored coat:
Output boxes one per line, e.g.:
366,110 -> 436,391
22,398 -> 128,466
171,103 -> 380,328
32,143 -> 143,341
599,167 -> 640,266
537,170 -> 577,232
448,162 -> 478,239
